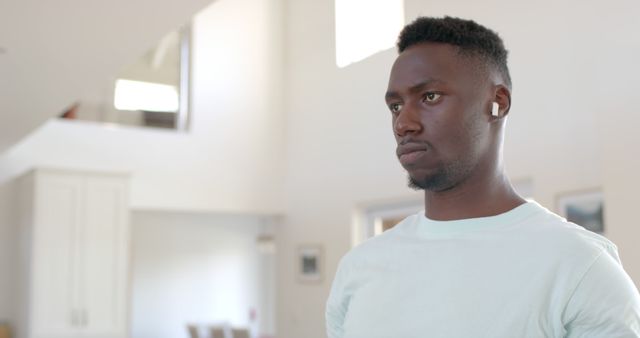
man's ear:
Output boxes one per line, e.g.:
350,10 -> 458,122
492,85 -> 512,118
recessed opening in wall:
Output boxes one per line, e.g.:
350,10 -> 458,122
58,25 -> 191,131
335,0 -> 404,68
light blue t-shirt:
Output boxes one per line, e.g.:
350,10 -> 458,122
326,201 -> 640,338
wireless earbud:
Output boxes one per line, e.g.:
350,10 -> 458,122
491,102 -> 500,117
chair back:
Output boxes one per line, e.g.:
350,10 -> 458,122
231,328 -> 250,338
210,327 -> 226,338
0,324 -> 10,338
186,325 -> 200,338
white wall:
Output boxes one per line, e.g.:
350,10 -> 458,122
0,182 -> 17,323
0,0 -> 285,213
598,26 -> 640,288
277,0 -> 640,337
0,0 -> 213,152
131,211 -> 276,338
0,0 -> 285,330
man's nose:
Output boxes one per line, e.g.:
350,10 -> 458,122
394,104 -> 423,137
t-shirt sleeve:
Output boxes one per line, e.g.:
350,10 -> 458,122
563,246 -> 640,338
326,255 -> 352,338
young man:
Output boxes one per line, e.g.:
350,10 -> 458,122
326,17 -> 640,338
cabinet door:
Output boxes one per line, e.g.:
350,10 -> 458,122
31,173 -> 83,337
78,176 -> 128,337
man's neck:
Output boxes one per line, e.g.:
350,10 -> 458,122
423,171 -> 526,221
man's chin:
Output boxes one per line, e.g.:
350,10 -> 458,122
408,175 -> 426,190
407,173 -> 451,192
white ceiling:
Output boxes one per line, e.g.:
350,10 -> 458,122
0,0 -> 214,153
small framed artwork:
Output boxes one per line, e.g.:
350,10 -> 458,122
556,189 -> 605,234
297,245 -> 323,283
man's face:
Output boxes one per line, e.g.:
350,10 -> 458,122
385,42 -> 494,191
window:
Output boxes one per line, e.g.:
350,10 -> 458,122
112,26 -> 191,130
114,79 -> 179,112
335,0 -> 404,67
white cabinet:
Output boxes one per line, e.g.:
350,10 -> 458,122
17,169 -> 129,338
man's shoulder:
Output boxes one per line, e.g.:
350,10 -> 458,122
474,202 -> 618,272
525,203 -> 616,253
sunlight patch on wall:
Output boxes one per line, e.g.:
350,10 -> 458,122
114,79 -> 179,113
335,0 -> 404,68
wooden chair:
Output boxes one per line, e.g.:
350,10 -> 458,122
231,328 -> 250,338
210,327 -> 226,338
187,325 -> 200,338
0,324 -> 10,338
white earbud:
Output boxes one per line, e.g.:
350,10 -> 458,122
491,102 -> 500,117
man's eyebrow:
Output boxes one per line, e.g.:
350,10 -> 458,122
385,78 -> 446,101
384,91 -> 400,101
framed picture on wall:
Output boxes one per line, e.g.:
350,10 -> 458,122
297,245 -> 323,283
556,189 -> 605,234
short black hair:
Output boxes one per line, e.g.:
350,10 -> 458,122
397,16 -> 512,88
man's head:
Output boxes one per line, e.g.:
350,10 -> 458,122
397,17 -> 512,89
385,16 -> 512,192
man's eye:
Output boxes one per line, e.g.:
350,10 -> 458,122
389,103 -> 403,113
423,92 -> 441,102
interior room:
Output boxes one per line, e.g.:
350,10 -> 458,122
1,0 -> 639,337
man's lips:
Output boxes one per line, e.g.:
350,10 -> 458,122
397,143 -> 428,166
